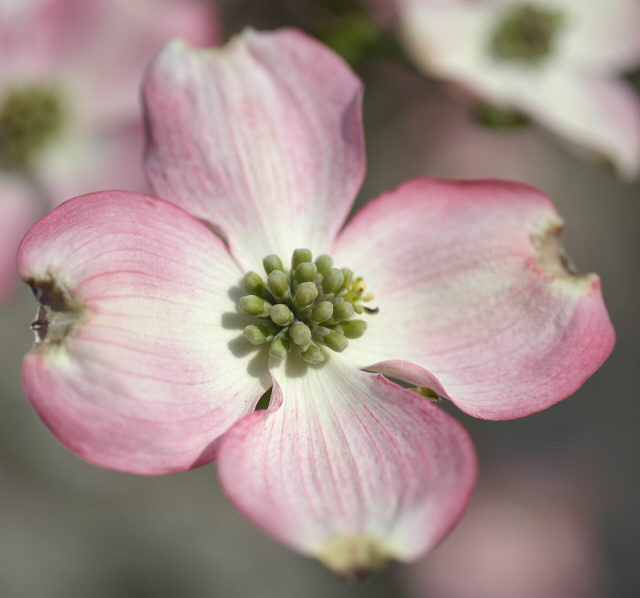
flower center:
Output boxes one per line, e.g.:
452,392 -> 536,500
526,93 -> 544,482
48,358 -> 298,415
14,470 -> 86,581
490,4 -> 564,65
237,248 -> 376,365
0,85 -> 65,171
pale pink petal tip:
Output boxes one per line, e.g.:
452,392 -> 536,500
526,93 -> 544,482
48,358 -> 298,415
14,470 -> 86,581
18,191 -> 266,474
143,27 -> 365,270
334,178 -> 615,420
217,357 -> 477,580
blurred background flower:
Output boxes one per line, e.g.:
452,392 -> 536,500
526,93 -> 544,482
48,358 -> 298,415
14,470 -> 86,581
401,460 -> 610,598
1,1 -> 639,596
0,177 -> 35,301
373,0 -> 640,178
0,0 -> 219,300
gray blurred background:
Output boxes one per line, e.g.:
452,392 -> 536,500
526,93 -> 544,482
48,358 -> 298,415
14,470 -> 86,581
1,1 -> 638,596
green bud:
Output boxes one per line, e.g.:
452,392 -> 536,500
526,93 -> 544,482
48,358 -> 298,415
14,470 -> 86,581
267,270 -> 290,298
295,262 -> 318,283
315,254 -> 333,276
340,319 -> 367,339
270,303 -> 293,326
332,301 -> 354,323
0,86 -> 64,169
263,254 -> 284,274
490,5 -> 563,65
353,278 -> 367,296
323,330 -> 348,352
340,268 -> 354,290
292,248 -> 312,270
312,326 -> 331,341
322,268 -> 344,294
269,336 -> 291,360
311,300 -> 333,323
242,324 -> 269,345
243,271 -> 265,295
294,281 -> 318,307
290,321 -> 312,346
299,344 -> 325,365
238,295 -> 270,316
241,252 -> 373,361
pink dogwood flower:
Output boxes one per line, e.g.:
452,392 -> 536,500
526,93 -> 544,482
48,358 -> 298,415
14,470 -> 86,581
17,29 -> 614,577
386,0 -> 640,177
0,0 -> 218,299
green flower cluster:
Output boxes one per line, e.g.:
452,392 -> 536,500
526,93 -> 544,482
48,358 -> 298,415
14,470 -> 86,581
238,248 -> 376,365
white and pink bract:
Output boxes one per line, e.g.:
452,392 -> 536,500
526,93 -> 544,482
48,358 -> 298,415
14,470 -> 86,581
0,0 -> 219,300
16,29 -> 614,578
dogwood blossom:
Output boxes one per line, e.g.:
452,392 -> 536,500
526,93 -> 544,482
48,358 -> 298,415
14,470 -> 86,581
0,0 -> 218,299
17,29 -> 614,577
389,0 -> 640,177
